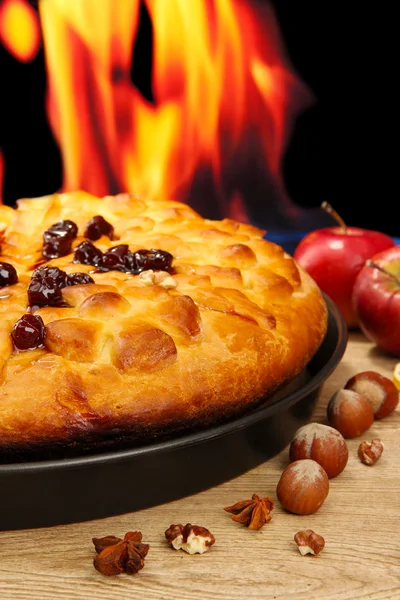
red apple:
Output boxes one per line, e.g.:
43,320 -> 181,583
352,246 -> 400,356
293,203 -> 395,327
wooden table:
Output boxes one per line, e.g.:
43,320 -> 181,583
0,332 -> 399,600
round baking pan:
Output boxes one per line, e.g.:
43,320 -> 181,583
0,295 -> 347,530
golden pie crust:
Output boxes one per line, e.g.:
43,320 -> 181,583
0,192 -> 328,456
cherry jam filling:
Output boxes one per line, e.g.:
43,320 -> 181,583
66,272 -> 95,286
100,245 -> 131,272
28,276 -> 64,308
28,265 -> 95,308
0,262 -> 18,287
32,266 -> 68,288
42,220 -> 78,260
134,249 -> 173,272
48,220 -> 78,238
73,241 -> 104,267
74,241 -> 173,275
84,215 -> 115,241
11,314 -> 46,351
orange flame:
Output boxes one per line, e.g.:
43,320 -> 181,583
39,0 -> 311,208
0,151 -> 3,204
0,0 -> 40,63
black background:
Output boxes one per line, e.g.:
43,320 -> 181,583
0,1 -> 395,235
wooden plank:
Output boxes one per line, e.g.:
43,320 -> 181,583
0,332 -> 399,599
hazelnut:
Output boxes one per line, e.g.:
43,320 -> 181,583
289,422 -> 348,478
344,371 -> 399,419
276,459 -> 329,515
358,438 -> 384,465
294,529 -> 325,555
327,389 -> 374,438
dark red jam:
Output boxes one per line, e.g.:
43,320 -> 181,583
42,220 -> 78,260
28,265 -> 94,308
11,314 -> 46,350
0,262 -> 18,287
28,275 -> 64,308
66,272 -> 95,286
100,245 -> 131,272
31,266 -> 68,289
73,241 -> 173,275
133,249 -> 173,272
84,215 -> 115,241
73,241 -> 104,267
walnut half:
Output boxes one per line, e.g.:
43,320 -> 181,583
139,269 -> 177,289
294,529 -> 325,556
358,438 -> 384,465
165,523 -> 215,555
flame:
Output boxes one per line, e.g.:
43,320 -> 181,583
38,0 -> 310,208
0,151 -> 3,205
0,0 -> 40,63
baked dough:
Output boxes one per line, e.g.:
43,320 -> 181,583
0,192 -> 328,458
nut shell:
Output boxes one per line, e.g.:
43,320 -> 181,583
276,459 -> 329,515
289,422 -> 348,478
344,371 -> 399,419
327,389 -> 374,438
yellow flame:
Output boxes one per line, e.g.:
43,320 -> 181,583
0,151 -> 3,204
38,0 -> 310,202
0,0 -> 40,62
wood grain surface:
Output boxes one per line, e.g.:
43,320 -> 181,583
0,332 -> 399,600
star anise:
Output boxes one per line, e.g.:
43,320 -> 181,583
92,531 -> 149,576
224,493 -> 274,530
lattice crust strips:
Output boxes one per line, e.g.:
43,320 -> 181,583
0,192 -> 328,450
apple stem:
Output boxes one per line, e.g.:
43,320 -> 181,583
366,260 -> 400,286
321,201 -> 347,233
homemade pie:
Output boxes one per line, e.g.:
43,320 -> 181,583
0,192 -> 328,459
